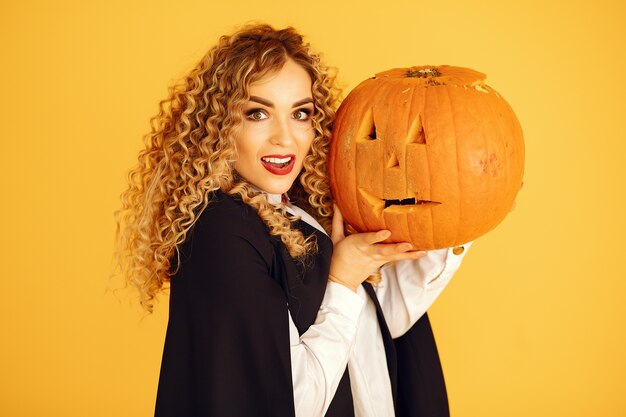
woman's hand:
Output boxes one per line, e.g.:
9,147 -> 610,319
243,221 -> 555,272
328,205 -> 426,292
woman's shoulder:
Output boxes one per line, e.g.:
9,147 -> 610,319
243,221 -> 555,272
185,190 -> 274,259
170,190 -> 284,304
198,190 -> 260,224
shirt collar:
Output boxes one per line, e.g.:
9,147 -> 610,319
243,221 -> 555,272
266,192 -> 289,206
248,186 -> 328,236
248,185 -> 289,206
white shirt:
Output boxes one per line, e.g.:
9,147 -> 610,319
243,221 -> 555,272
266,194 -> 470,417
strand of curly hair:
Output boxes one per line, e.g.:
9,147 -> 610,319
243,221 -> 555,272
113,24 -> 340,312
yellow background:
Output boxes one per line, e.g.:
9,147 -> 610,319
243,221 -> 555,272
1,0 -> 625,415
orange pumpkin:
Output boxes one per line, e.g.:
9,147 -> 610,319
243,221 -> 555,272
328,65 -> 525,250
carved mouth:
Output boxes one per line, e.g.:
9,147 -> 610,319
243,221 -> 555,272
358,188 -> 441,213
384,198 -> 440,208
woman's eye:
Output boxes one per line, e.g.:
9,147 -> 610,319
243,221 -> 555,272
246,109 -> 268,121
293,108 -> 312,121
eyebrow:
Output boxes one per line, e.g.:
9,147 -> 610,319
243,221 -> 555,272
249,96 -> 314,108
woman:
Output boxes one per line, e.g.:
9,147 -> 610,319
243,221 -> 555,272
115,24 -> 470,417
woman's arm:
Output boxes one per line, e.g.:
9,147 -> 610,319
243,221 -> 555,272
376,243 -> 472,338
288,281 -> 364,417
286,203 -> 432,416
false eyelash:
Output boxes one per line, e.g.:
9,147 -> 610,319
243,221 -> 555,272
245,108 -> 266,116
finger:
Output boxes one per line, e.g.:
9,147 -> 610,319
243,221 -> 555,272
389,250 -> 427,262
378,249 -> 427,263
331,204 -> 345,244
368,239 -> 430,259
373,241 -> 416,257
360,229 -> 392,245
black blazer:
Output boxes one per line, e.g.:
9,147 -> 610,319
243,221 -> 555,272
154,191 -> 449,417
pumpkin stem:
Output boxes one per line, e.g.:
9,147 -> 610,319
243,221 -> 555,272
407,68 -> 441,78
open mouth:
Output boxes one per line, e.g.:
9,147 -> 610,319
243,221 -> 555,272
260,154 -> 296,175
358,187 -> 441,213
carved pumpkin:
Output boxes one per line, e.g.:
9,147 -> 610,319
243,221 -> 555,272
328,65 -> 524,250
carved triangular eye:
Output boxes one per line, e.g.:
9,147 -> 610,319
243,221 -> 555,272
369,126 -> 377,140
407,114 -> 426,144
356,108 -> 378,143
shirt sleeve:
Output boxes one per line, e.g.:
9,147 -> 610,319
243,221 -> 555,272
289,281 -> 365,417
375,242 -> 472,338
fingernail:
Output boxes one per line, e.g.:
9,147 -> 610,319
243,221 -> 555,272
381,230 -> 391,238
400,243 -> 413,251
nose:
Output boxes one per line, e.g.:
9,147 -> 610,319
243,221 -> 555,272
269,117 -> 294,147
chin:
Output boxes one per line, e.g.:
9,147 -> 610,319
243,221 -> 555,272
260,183 -> 293,195
251,177 -> 296,195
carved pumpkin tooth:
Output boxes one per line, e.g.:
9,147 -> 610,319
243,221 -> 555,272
357,187 -> 384,217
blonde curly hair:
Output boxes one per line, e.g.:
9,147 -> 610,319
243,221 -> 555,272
114,24 -> 340,312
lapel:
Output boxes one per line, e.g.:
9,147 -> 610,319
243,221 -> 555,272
271,219 -> 333,335
362,281 -> 398,408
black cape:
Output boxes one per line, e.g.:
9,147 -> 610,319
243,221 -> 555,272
155,191 -> 449,417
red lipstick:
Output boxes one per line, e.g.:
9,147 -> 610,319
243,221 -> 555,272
260,154 -> 296,175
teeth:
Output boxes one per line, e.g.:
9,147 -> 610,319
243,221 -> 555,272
262,156 -> 292,164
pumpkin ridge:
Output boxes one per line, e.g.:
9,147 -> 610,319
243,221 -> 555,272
381,80 -> 400,233
445,86 -> 462,247
415,91 -> 431,201
490,93 -> 508,237
413,87 -> 434,247
351,80 -> 384,229
351,98 -> 367,230
493,93 -> 523,233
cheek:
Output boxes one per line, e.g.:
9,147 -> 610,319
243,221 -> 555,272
298,140 -> 314,165
235,128 -> 261,160
297,127 -> 315,154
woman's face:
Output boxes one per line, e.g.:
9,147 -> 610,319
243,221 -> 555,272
233,58 -> 315,195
